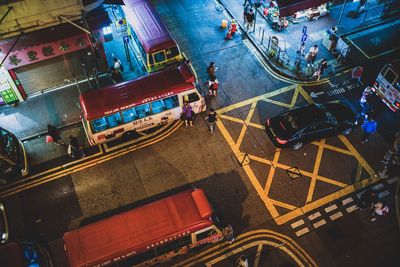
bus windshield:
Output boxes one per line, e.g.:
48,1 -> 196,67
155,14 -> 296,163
0,127 -> 28,179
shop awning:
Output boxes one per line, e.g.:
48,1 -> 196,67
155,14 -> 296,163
275,0 -> 328,17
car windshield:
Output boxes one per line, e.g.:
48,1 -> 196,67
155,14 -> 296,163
325,111 -> 337,125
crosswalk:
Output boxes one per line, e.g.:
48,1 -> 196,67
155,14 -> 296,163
289,176 -> 399,237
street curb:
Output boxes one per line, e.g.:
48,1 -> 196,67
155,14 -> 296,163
20,121 -> 82,142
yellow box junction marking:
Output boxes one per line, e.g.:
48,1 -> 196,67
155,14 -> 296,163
215,85 -> 378,225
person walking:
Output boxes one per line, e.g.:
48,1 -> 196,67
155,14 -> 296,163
359,86 -> 373,118
236,255 -> 249,267
361,116 -> 377,143
206,62 -> 216,81
113,57 -> 124,72
245,8 -> 255,32
355,0 -> 367,15
243,4 -> 250,25
208,75 -> 219,96
182,102 -> 194,127
352,66 -> 364,83
370,201 -> 389,221
314,58 -> 328,81
110,66 -> 123,84
297,41 -> 306,56
205,108 -> 217,133
47,124 -> 63,145
306,44 -> 319,67
223,224 -> 235,244
68,135 -> 86,159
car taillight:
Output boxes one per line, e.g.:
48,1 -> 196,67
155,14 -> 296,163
276,137 -> 288,144
395,102 -> 400,108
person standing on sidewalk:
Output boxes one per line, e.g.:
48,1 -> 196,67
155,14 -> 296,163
205,108 -> 217,133
361,116 -> 377,143
223,224 -> 235,244
182,102 -> 194,127
68,135 -> 86,159
113,57 -> 124,72
314,58 -> 328,81
206,62 -> 216,81
208,75 -> 219,96
47,124 -> 63,145
306,44 -> 319,67
370,201 -> 389,221
245,8 -> 255,32
243,4 -> 250,25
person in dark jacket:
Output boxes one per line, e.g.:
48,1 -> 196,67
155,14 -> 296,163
68,135 -> 86,159
47,124 -> 63,145
110,67 -> 123,84
205,108 -> 217,133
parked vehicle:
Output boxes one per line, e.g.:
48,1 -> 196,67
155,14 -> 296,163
265,102 -> 356,149
372,60 -> 400,112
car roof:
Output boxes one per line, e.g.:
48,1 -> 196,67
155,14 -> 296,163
282,104 -> 326,128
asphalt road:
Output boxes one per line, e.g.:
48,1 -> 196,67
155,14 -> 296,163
1,1 -> 399,267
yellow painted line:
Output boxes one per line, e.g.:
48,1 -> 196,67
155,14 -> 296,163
253,244 -> 263,267
275,174 -> 380,225
338,135 -> 376,176
236,102 -> 257,149
174,229 -> 317,267
307,139 -> 326,203
0,121 -> 182,198
270,199 -> 297,211
321,143 -> 353,156
217,84 -> 297,114
355,161 -> 363,182
219,114 -> 246,124
216,120 -> 279,218
247,122 -> 265,129
289,86 -> 300,108
264,149 -> 280,195
263,98 -> 292,108
297,85 -> 314,104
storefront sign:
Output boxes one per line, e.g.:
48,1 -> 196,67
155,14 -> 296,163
0,66 -> 23,105
0,34 -> 90,70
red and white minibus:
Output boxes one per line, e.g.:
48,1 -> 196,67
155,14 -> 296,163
372,60 -> 400,112
79,62 -> 205,145
63,188 -> 223,267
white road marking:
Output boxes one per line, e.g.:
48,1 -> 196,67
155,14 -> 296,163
295,227 -> 310,237
329,211 -> 343,221
291,219 -> 305,229
308,212 -> 321,221
378,190 -> 390,199
313,219 -> 327,228
324,204 -> 338,213
372,183 -> 384,191
342,197 -> 353,205
346,204 -> 359,213
388,177 -> 399,184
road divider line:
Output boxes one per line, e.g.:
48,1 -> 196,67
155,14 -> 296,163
291,219 -> 305,229
236,102 -> 257,149
295,228 -> 310,237
329,211 -> 343,221
253,244 -> 263,267
270,199 -> 297,211
342,197 -> 353,205
324,204 -> 338,213
346,204 -> 359,213
313,219 -> 327,228
308,211 -> 321,221
307,139 -> 326,203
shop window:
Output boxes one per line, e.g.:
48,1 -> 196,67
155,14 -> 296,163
184,93 -> 200,103
148,54 -> 154,65
122,108 -> 138,123
164,95 -> 179,110
91,117 -> 108,133
135,104 -> 150,118
106,113 -> 123,128
151,100 -> 165,114
153,51 -> 166,63
166,46 -> 180,59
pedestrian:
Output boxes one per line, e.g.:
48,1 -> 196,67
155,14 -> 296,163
222,224 -> 235,244
313,58 -> 328,81
243,4 -> 250,25
358,189 -> 377,210
306,44 -> 319,67
47,124 -> 63,145
206,62 -> 216,81
208,75 -> 219,96
182,101 -> 194,127
205,108 -> 217,133
359,86 -> 373,117
113,57 -> 124,72
68,135 -> 86,159
225,19 -> 237,40
370,201 -> 389,221
351,66 -> 364,83
110,66 -> 123,84
355,0 -> 367,15
245,8 -> 255,31
236,255 -> 249,267
297,41 -> 306,56
361,116 -> 377,143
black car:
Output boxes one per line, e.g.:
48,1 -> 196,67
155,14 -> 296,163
265,102 -> 356,149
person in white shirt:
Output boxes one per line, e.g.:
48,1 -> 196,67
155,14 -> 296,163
306,44 -> 319,66
113,57 -> 123,72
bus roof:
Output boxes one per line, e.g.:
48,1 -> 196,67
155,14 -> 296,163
123,0 -> 177,53
63,189 -> 214,267
80,63 -> 195,120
